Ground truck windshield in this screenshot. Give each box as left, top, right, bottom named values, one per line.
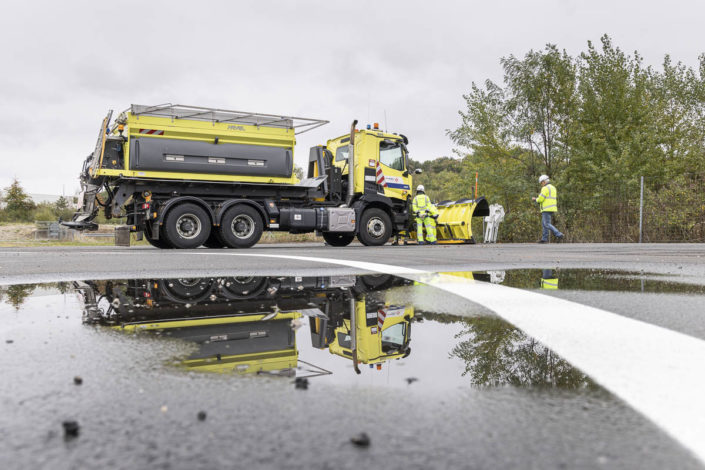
left=381, top=323, right=406, bottom=352
left=379, top=140, right=405, bottom=171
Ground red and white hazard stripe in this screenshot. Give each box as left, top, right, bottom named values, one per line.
left=139, top=129, right=165, bottom=136
left=377, top=308, right=387, bottom=330
left=375, top=161, right=387, bottom=187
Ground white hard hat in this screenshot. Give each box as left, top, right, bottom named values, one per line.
left=538, top=175, right=550, bottom=184
left=417, top=184, right=425, bottom=192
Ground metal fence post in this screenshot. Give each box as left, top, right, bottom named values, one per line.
left=639, top=176, right=644, bottom=243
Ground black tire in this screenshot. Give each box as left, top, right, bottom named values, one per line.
left=202, top=231, right=225, bottom=249
left=163, top=203, right=211, bottom=249
left=144, top=225, right=173, bottom=249
left=222, top=276, right=268, bottom=299
left=219, top=204, right=264, bottom=248
left=145, top=236, right=172, bottom=249
left=160, top=278, right=213, bottom=303
left=322, top=232, right=355, bottom=247
left=359, top=274, right=393, bottom=290
left=357, top=208, right=392, bottom=246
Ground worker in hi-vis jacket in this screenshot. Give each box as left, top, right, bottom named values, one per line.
left=412, top=185, right=438, bottom=245
left=532, top=175, right=564, bottom=243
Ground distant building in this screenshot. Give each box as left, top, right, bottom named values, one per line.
left=30, top=194, right=65, bottom=205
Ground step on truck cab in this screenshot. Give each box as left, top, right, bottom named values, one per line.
left=63, top=104, right=421, bottom=248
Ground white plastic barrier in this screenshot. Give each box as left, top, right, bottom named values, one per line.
left=483, top=204, right=505, bottom=243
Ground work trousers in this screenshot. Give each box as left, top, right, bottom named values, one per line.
left=541, top=212, right=563, bottom=241
left=416, top=217, right=437, bottom=243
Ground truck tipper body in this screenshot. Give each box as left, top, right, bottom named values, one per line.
left=64, top=104, right=489, bottom=248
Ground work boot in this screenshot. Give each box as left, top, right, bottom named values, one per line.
left=429, top=241, right=437, bottom=245
left=537, top=240, right=547, bottom=244
left=418, top=241, right=425, bottom=245
left=556, top=234, right=565, bottom=242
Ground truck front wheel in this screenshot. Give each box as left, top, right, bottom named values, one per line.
left=219, top=204, right=263, bottom=248
left=322, top=232, right=355, bottom=247
left=163, top=203, right=212, bottom=249
left=357, top=208, right=392, bottom=246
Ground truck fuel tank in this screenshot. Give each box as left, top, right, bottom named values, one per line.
left=278, top=207, right=355, bottom=232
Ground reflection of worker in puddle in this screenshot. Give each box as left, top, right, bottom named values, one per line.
left=540, top=269, right=559, bottom=289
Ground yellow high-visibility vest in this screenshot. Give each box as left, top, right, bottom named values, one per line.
left=537, top=184, right=558, bottom=212
left=412, top=194, right=432, bottom=214
left=541, top=278, right=559, bottom=289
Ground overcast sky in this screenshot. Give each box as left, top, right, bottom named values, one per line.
left=1, top=0, right=703, bottom=195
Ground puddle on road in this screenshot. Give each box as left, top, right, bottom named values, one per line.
left=2, top=269, right=704, bottom=390
left=497, top=268, right=705, bottom=293
left=3, top=269, right=704, bottom=469
left=0, top=272, right=603, bottom=390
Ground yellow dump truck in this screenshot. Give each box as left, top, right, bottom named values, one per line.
left=64, top=104, right=489, bottom=248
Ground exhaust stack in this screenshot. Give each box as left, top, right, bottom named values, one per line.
left=345, top=120, right=357, bottom=206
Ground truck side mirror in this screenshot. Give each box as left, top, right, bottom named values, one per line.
left=402, top=170, right=409, bottom=177
left=414, top=169, right=423, bottom=175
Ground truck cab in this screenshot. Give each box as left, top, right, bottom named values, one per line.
left=309, top=292, right=414, bottom=370
left=326, top=125, right=412, bottom=204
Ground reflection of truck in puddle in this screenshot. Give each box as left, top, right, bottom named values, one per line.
left=310, top=300, right=412, bottom=373
left=74, top=274, right=414, bottom=376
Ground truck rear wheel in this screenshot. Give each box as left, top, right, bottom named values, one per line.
left=145, top=225, right=173, bottom=249
left=202, top=232, right=225, bottom=248
left=219, top=204, right=263, bottom=248
left=163, top=203, right=211, bottom=249
left=357, top=208, right=392, bottom=246
left=322, top=232, right=355, bottom=247
left=146, top=236, right=172, bottom=249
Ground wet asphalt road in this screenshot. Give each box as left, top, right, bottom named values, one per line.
left=2, top=242, right=705, bottom=283
left=2, top=243, right=705, bottom=469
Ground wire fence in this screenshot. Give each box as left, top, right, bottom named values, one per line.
left=559, top=175, right=705, bottom=243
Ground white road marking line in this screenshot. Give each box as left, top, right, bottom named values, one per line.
left=196, top=253, right=426, bottom=275
left=197, top=252, right=705, bottom=464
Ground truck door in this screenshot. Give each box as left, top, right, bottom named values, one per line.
left=377, top=139, right=410, bottom=201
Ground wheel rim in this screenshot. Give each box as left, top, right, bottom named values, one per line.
left=231, top=214, right=255, bottom=239
left=176, top=214, right=202, bottom=239
left=366, top=217, right=386, bottom=238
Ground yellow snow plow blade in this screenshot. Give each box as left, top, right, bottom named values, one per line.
left=432, top=196, right=490, bottom=244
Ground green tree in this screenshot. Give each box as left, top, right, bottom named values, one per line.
left=53, top=196, right=74, bottom=220
left=448, top=44, right=578, bottom=241
left=450, top=315, right=593, bottom=388
left=55, top=195, right=69, bottom=212
left=1, top=179, right=36, bottom=222
left=501, top=44, right=578, bottom=177
left=445, top=35, right=704, bottom=242
left=3, top=284, right=36, bottom=310
left=566, top=36, right=655, bottom=194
